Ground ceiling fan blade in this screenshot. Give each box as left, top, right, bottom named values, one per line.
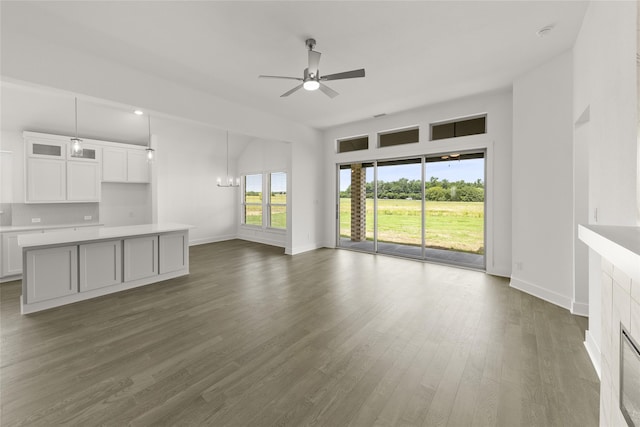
left=320, top=68, right=365, bottom=81
left=280, top=84, right=304, bottom=97
left=318, top=83, right=339, bottom=98
left=259, top=75, right=303, bottom=81
left=308, top=50, right=321, bottom=76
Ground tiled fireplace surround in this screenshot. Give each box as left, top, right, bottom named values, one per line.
left=600, top=257, right=640, bottom=426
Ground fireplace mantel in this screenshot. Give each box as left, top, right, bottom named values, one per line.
left=579, top=224, right=640, bottom=426
left=579, top=225, right=640, bottom=280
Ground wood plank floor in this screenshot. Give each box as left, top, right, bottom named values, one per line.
left=1, top=240, right=599, bottom=426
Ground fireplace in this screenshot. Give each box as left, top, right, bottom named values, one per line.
left=621, top=326, right=640, bottom=427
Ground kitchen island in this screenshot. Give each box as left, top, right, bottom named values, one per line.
left=18, top=223, right=192, bottom=314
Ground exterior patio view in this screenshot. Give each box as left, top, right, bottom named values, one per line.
left=338, top=153, right=485, bottom=269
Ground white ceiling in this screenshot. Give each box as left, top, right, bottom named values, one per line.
left=1, top=1, right=588, bottom=130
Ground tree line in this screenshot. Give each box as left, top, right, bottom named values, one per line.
left=340, top=177, right=484, bottom=202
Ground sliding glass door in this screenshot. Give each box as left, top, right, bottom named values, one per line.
left=376, top=158, right=423, bottom=259
left=337, top=152, right=485, bottom=270
left=424, top=153, right=485, bottom=268
left=338, top=163, right=374, bottom=252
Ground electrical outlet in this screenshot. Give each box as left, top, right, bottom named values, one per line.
left=84, top=215, right=92, bottom=220
left=31, top=218, right=41, bottom=223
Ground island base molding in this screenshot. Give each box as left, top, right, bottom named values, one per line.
left=21, top=268, right=188, bottom=314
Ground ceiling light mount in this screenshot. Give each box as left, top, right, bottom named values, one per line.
left=536, top=25, right=555, bottom=38
left=305, top=38, right=316, bottom=51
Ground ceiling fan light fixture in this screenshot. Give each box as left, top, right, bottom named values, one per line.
left=303, top=80, right=320, bottom=91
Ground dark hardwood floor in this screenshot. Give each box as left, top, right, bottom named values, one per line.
left=1, top=240, right=599, bottom=426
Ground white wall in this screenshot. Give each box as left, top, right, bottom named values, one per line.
left=512, top=50, right=574, bottom=310
left=155, top=119, right=239, bottom=245
left=322, top=89, right=513, bottom=277
left=100, top=183, right=151, bottom=226
left=237, top=138, right=290, bottom=248
left=290, top=140, right=324, bottom=255
left=574, top=1, right=638, bottom=228
left=1, top=131, right=26, bottom=203
left=573, top=0, right=639, bottom=377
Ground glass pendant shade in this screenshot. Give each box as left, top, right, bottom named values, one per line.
left=70, top=97, right=83, bottom=157
left=146, top=115, right=155, bottom=162
left=217, top=131, right=239, bottom=187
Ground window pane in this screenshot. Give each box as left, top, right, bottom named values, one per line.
left=431, top=122, right=455, bottom=140
left=270, top=205, right=286, bottom=229
left=270, top=172, right=287, bottom=204
left=378, top=127, right=419, bottom=148
left=244, top=174, right=262, bottom=203
left=455, top=117, right=486, bottom=137
left=337, top=136, right=368, bottom=153
left=245, top=205, right=262, bottom=226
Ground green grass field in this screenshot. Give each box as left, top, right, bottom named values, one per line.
left=340, top=198, right=484, bottom=254
left=245, top=194, right=286, bottom=229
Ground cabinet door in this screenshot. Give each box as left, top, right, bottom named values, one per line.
left=80, top=240, right=122, bottom=291
left=27, top=139, right=67, bottom=160
left=102, top=148, right=128, bottom=182
left=127, top=150, right=150, bottom=183
left=1, top=152, right=13, bottom=203
left=26, top=158, right=66, bottom=202
left=67, top=161, right=100, bottom=202
left=1, top=230, right=41, bottom=276
left=25, top=245, right=78, bottom=303
left=159, top=232, right=188, bottom=274
left=124, top=235, right=158, bottom=281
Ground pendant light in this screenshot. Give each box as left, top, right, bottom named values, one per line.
left=217, top=131, right=239, bottom=187
left=70, top=97, right=83, bottom=157
left=146, top=115, right=155, bottom=162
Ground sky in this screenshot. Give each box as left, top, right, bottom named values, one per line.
left=339, top=158, right=485, bottom=191
left=245, top=171, right=287, bottom=193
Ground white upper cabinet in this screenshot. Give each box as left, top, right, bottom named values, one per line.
left=25, top=134, right=101, bottom=203
left=102, top=148, right=128, bottom=182
left=67, top=161, right=100, bottom=201
left=27, top=158, right=67, bottom=202
left=127, top=150, right=150, bottom=183
left=24, top=132, right=151, bottom=203
left=103, top=147, right=149, bottom=183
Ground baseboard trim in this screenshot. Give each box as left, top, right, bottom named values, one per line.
left=189, top=234, right=236, bottom=246
left=584, top=330, right=601, bottom=379
left=571, top=300, right=589, bottom=317
left=237, top=235, right=286, bottom=248
left=509, top=276, right=572, bottom=310
left=286, top=243, right=323, bottom=255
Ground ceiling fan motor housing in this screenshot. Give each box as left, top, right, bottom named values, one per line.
left=305, top=38, right=316, bottom=50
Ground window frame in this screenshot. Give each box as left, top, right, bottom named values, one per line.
left=267, top=171, right=287, bottom=230
left=242, top=173, right=264, bottom=228
left=241, top=171, right=287, bottom=231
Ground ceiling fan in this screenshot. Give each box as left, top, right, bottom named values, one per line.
left=259, top=38, right=365, bottom=98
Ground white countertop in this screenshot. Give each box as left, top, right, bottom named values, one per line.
left=18, top=223, right=192, bottom=248
left=0, top=223, right=103, bottom=233
left=578, top=224, right=640, bottom=280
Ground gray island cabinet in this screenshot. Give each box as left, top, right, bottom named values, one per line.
left=18, top=223, right=191, bottom=314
